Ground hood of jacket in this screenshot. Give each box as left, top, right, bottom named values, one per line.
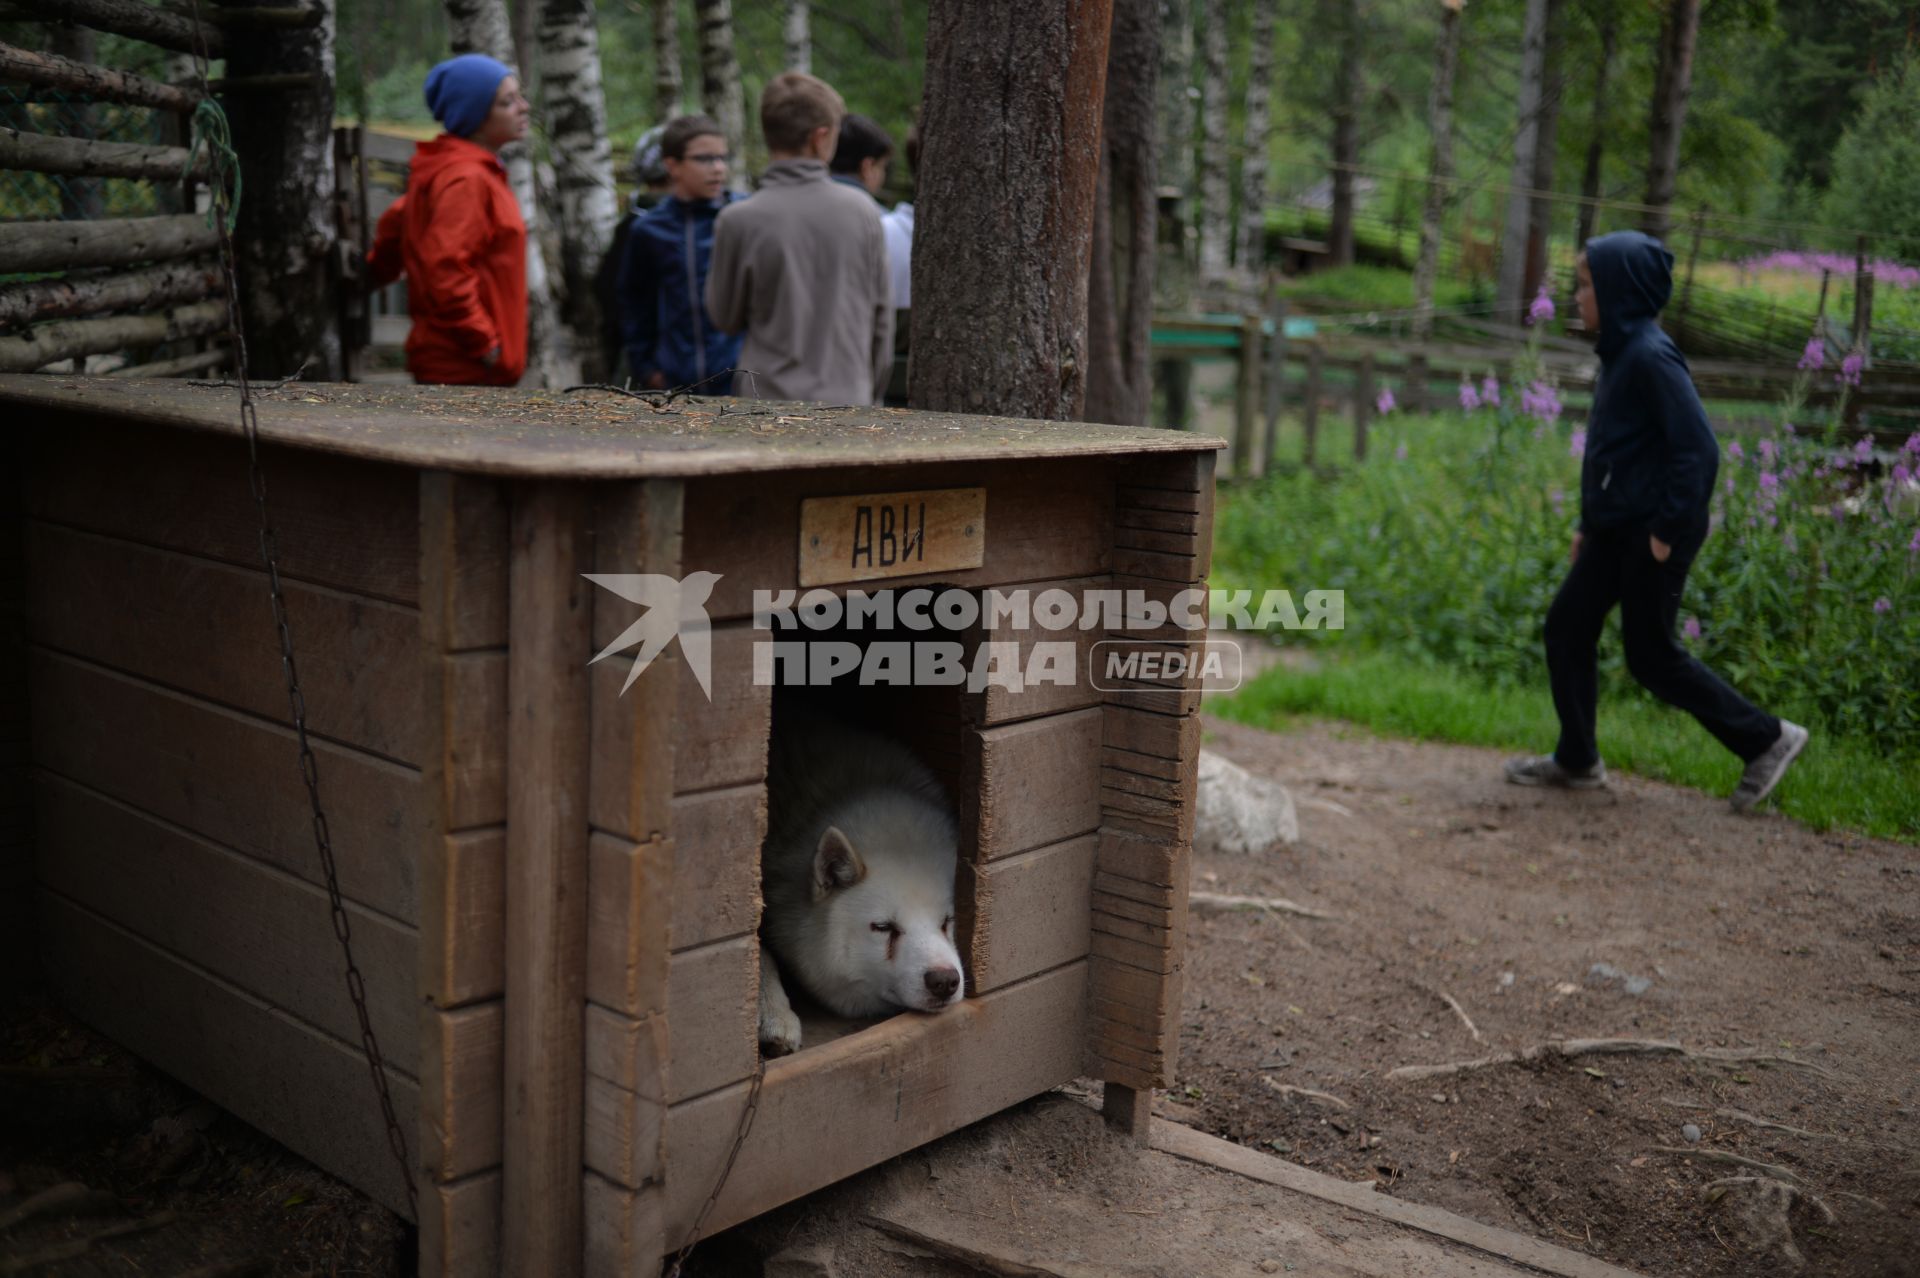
left=408, top=134, right=509, bottom=199
left=1586, top=229, right=1673, bottom=361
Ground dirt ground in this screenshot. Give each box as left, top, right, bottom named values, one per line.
left=1176, top=716, right=1920, bottom=1278
left=4, top=716, right=1916, bottom=1276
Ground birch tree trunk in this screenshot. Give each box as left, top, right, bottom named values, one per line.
left=1523, top=0, right=1564, bottom=305
left=227, top=0, right=341, bottom=378
left=785, top=0, right=811, bottom=73
left=1087, top=0, right=1161, bottom=426
left=1575, top=0, right=1618, bottom=252
left=538, top=0, right=619, bottom=381
left=1411, top=0, right=1461, bottom=342
left=1327, top=0, right=1364, bottom=267
left=652, top=0, right=682, bottom=120
left=1236, top=0, right=1276, bottom=285
left=445, top=0, right=575, bottom=386
left=1643, top=0, right=1701, bottom=241
left=1495, top=0, right=1548, bottom=323
left=911, top=0, right=1114, bottom=420
left=1156, top=0, right=1194, bottom=308
left=694, top=0, right=746, bottom=173
left=1194, top=0, right=1230, bottom=289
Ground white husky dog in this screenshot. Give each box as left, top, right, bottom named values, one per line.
left=757, top=712, right=965, bottom=1055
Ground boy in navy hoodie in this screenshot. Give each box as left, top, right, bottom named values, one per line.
left=617, top=114, right=744, bottom=391
left=1505, top=231, right=1808, bottom=811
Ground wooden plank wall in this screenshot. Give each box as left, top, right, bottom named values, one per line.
left=24, top=423, right=496, bottom=1219
left=1091, top=450, right=1215, bottom=1133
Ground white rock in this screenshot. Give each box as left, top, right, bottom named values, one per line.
left=1194, top=750, right=1299, bottom=855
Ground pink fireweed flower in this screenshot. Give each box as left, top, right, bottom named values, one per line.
left=1855, top=437, right=1874, bottom=462
left=1527, top=287, right=1556, bottom=326
left=1521, top=380, right=1562, bottom=425
left=1874, top=596, right=1893, bottom=614
left=1724, top=476, right=1736, bottom=495
left=1909, top=528, right=1920, bottom=554
left=1726, top=440, right=1744, bottom=462
left=1683, top=616, right=1702, bottom=641
left=1458, top=378, right=1481, bottom=411
left=1759, top=438, right=1778, bottom=464
left=1905, top=432, right=1920, bottom=455
left=1377, top=387, right=1397, bottom=415
left=1798, top=336, right=1825, bottom=371
left=1568, top=428, right=1586, bottom=459
left=1894, top=462, right=1914, bottom=487
left=1759, top=471, right=1779, bottom=492
left=1480, top=375, right=1501, bottom=407
left=1838, top=352, right=1865, bottom=386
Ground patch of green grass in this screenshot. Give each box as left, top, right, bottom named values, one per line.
left=1271, top=263, right=1481, bottom=314
left=1212, top=652, right=1920, bottom=841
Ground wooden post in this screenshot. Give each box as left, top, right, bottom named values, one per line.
left=1853, top=235, right=1873, bottom=364
left=1353, top=352, right=1373, bottom=462
left=1233, top=313, right=1261, bottom=477
left=1674, top=208, right=1705, bottom=342
left=1262, top=292, right=1288, bottom=467
left=1405, top=352, right=1429, bottom=415
left=504, top=482, right=593, bottom=1277
left=1302, top=344, right=1323, bottom=466
left=1103, top=1082, right=1154, bottom=1146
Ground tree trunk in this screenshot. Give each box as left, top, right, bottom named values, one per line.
left=1194, top=0, right=1230, bottom=288
left=785, top=0, right=811, bottom=73
left=694, top=0, right=746, bottom=173
left=446, top=0, right=575, bottom=386
left=1574, top=0, right=1616, bottom=252
left=1643, top=0, right=1701, bottom=241
left=226, top=0, right=341, bottom=378
left=1087, top=0, right=1161, bottom=426
left=1523, top=0, right=1564, bottom=304
left=538, top=0, right=618, bottom=382
left=1155, top=0, right=1193, bottom=311
left=1236, top=0, right=1276, bottom=285
left=1327, top=0, right=1364, bottom=267
left=911, top=0, right=1114, bottom=420
left=1495, top=0, right=1548, bottom=323
left=652, top=0, right=682, bottom=120
left=1411, top=0, right=1461, bottom=342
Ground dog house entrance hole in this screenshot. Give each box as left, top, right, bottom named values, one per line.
left=760, top=586, right=977, bottom=1054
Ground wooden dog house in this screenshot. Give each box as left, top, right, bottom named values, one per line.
left=1, top=376, right=1218, bottom=1275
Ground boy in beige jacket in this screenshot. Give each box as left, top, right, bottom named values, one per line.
left=705, top=73, right=894, bottom=405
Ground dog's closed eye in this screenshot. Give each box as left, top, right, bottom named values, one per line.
left=871, top=920, right=901, bottom=961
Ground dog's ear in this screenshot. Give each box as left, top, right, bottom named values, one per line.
left=811, top=826, right=866, bottom=900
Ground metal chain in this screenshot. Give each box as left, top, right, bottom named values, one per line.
left=182, top=1, right=418, bottom=1220
left=664, top=1060, right=765, bottom=1278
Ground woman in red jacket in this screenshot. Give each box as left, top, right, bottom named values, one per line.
left=368, top=55, right=530, bottom=385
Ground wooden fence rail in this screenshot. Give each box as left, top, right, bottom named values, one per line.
left=0, top=260, right=224, bottom=329
left=0, top=41, right=204, bottom=112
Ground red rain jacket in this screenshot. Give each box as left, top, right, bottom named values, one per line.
left=368, top=135, right=527, bottom=386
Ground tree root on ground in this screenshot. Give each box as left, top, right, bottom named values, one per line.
left=1386, top=1037, right=1833, bottom=1083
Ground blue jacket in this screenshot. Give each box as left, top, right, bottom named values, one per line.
left=617, top=192, right=744, bottom=390
left=1579, top=230, right=1719, bottom=546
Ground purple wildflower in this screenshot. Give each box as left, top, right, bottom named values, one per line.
left=1527, top=287, right=1556, bottom=326
left=1458, top=378, right=1480, bottom=411
left=1682, top=616, right=1702, bottom=641
left=1521, top=380, right=1562, bottom=425
left=1724, top=476, right=1735, bottom=495
left=1759, top=438, right=1777, bottom=464
left=1568, top=428, right=1586, bottom=459
left=1798, top=337, right=1825, bottom=371
left=1549, top=487, right=1565, bottom=515
left=1838, top=352, right=1865, bottom=387
left=1394, top=442, right=1408, bottom=461
left=1855, top=437, right=1874, bottom=462
left=1905, top=432, right=1920, bottom=455
left=1376, top=387, right=1397, bottom=415
left=1480, top=375, right=1501, bottom=407
left=1873, top=596, right=1892, bottom=614
left=1726, top=440, right=1744, bottom=462
left=1759, top=471, right=1779, bottom=492
left=1910, top=528, right=1920, bottom=554
left=1894, top=462, right=1913, bottom=487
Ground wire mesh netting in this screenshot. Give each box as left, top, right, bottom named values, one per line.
left=0, top=85, right=178, bottom=222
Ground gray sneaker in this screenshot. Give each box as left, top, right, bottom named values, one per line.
left=1504, top=755, right=1608, bottom=789
left=1730, top=721, right=1809, bottom=812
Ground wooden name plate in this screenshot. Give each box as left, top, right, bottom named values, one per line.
left=798, top=487, right=986, bottom=587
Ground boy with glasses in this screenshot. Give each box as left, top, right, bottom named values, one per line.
left=706, top=73, right=894, bottom=405
left=616, top=114, right=743, bottom=392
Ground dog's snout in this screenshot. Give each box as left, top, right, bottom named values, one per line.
left=924, top=966, right=960, bottom=1000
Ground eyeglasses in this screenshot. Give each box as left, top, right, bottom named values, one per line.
left=683, top=152, right=731, bottom=167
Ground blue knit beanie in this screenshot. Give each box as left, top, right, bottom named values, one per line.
left=424, top=54, right=513, bottom=138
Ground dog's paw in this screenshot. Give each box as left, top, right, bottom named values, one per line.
left=758, top=1003, right=802, bottom=1057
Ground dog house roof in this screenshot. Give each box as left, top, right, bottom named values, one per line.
left=0, top=377, right=1222, bottom=478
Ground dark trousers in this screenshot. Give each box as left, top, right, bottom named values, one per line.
left=1545, top=525, right=1779, bottom=770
